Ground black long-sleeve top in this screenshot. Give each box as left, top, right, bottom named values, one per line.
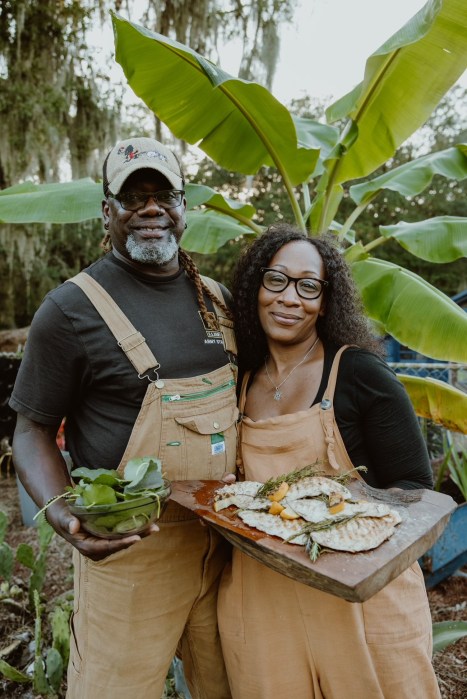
left=313, top=345, right=433, bottom=490
left=243, top=344, right=433, bottom=490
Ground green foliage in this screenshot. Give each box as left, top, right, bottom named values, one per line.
left=108, top=1, right=467, bottom=431
left=0, top=218, right=104, bottom=328
left=15, top=516, right=55, bottom=609
left=0, top=513, right=72, bottom=695
left=0, top=0, right=119, bottom=330
left=0, top=510, right=14, bottom=581
left=434, top=432, right=467, bottom=499
left=0, top=658, right=30, bottom=684
left=0, top=2, right=466, bottom=428
left=33, top=590, right=66, bottom=695
left=50, top=595, right=73, bottom=668
left=432, top=620, right=467, bottom=652
left=0, top=1, right=117, bottom=186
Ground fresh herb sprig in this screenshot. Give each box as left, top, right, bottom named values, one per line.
left=286, top=512, right=363, bottom=562
left=256, top=461, right=325, bottom=497
left=333, top=465, right=368, bottom=485
left=256, top=463, right=367, bottom=499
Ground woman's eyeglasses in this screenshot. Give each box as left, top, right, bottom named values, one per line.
left=260, top=268, right=328, bottom=300
left=114, top=190, right=184, bottom=211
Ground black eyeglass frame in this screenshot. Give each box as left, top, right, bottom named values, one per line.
left=112, top=189, right=185, bottom=211
left=260, top=267, right=329, bottom=300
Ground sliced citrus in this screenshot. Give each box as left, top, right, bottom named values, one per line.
left=280, top=506, right=300, bottom=520
left=268, top=502, right=285, bottom=515
left=328, top=501, right=345, bottom=515
left=268, top=481, right=290, bottom=502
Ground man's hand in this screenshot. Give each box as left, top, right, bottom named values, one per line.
left=46, top=499, right=159, bottom=561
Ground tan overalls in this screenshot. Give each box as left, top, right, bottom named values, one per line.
left=218, top=347, right=440, bottom=699
left=66, top=273, right=237, bottom=699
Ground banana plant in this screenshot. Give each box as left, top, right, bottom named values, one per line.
left=108, top=0, right=467, bottom=428
left=1, top=0, right=466, bottom=429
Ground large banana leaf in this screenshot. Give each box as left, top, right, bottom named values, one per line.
left=292, top=117, right=340, bottom=155
left=185, top=184, right=261, bottom=234
left=185, top=184, right=255, bottom=218
left=351, top=257, right=467, bottom=362
left=183, top=210, right=255, bottom=253
left=398, top=375, right=467, bottom=432
left=326, top=0, right=467, bottom=184
left=111, top=14, right=318, bottom=188
left=0, top=180, right=102, bottom=224
left=349, top=145, right=467, bottom=205
left=0, top=179, right=257, bottom=250
left=292, top=117, right=340, bottom=178
left=380, top=216, right=467, bottom=262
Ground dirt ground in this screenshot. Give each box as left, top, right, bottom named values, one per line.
left=1, top=474, right=466, bottom=699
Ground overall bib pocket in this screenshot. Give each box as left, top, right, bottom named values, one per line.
left=159, top=379, right=238, bottom=480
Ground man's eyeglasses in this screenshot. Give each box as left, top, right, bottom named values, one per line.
left=114, top=190, right=185, bottom=211
left=260, top=268, right=328, bottom=300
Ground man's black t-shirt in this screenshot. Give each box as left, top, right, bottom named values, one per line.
left=10, top=253, right=232, bottom=471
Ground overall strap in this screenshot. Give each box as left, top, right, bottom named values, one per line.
left=319, top=345, right=356, bottom=473
left=322, top=345, right=352, bottom=404
left=66, top=272, right=160, bottom=379
left=235, top=370, right=252, bottom=477
left=201, top=275, right=237, bottom=357
left=238, top=370, right=252, bottom=414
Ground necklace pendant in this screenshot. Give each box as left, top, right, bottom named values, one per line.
left=274, top=389, right=282, bottom=401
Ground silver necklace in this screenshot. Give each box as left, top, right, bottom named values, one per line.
left=264, top=336, right=320, bottom=401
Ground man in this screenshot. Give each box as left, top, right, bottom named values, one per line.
left=10, top=137, right=237, bottom=698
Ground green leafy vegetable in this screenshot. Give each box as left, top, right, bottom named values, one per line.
left=70, top=467, right=121, bottom=487
left=123, top=457, right=163, bottom=493
left=35, top=456, right=168, bottom=537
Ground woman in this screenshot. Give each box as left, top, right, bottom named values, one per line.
left=218, top=224, right=440, bottom=699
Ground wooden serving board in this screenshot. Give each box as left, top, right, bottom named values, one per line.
left=170, top=479, right=457, bottom=603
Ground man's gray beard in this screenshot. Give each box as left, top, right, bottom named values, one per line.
left=125, top=232, right=179, bottom=265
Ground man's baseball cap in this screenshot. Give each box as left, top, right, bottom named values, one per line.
left=103, top=137, right=184, bottom=195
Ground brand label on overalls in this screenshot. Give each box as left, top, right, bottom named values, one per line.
left=198, top=311, right=224, bottom=345
left=211, top=433, right=225, bottom=455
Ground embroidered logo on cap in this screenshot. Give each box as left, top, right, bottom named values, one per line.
left=117, top=144, right=169, bottom=164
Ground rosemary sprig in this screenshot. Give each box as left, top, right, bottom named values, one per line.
left=286, top=512, right=362, bottom=541
left=287, top=512, right=362, bottom=562
left=256, top=463, right=367, bottom=498
left=332, top=465, right=368, bottom=485
left=305, top=541, right=335, bottom=562
left=256, top=460, right=325, bottom=497
left=306, top=540, right=321, bottom=562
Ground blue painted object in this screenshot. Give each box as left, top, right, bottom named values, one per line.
left=420, top=503, right=467, bottom=588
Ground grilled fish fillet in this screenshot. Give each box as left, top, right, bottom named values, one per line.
left=311, top=515, right=399, bottom=552
left=288, top=498, right=402, bottom=524
left=286, top=476, right=352, bottom=501
left=213, top=494, right=271, bottom=512
left=215, top=481, right=263, bottom=498
left=238, top=510, right=308, bottom=546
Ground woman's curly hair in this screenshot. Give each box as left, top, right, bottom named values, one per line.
left=233, top=223, right=383, bottom=372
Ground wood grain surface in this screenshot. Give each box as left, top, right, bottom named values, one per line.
left=170, top=479, right=457, bottom=602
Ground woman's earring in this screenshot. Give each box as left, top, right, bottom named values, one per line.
left=104, top=222, right=109, bottom=230
left=184, top=222, right=188, bottom=230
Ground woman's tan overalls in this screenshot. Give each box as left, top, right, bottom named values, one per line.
left=66, top=273, right=237, bottom=699
left=218, top=346, right=440, bottom=699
